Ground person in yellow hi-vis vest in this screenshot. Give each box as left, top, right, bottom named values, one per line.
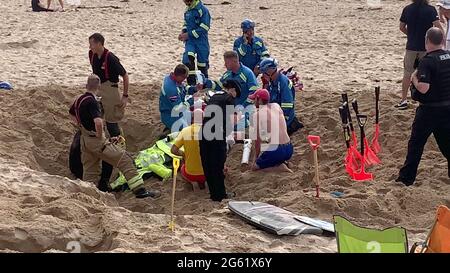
left=69, top=74, right=161, bottom=199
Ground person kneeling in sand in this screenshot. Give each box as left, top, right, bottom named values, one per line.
left=69, top=74, right=160, bottom=199
left=249, top=89, right=294, bottom=173
left=171, top=109, right=206, bottom=190
left=31, top=0, right=53, bottom=12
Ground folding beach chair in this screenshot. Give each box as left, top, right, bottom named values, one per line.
left=333, top=216, right=408, bottom=253
left=410, top=205, right=450, bottom=253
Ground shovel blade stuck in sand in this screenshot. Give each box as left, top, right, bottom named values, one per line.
left=353, top=115, right=373, bottom=182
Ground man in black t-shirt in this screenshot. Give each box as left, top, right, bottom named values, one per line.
left=70, top=74, right=160, bottom=199
left=397, top=0, right=442, bottom=110
left=397, top=27, right=450, bottom=186
left=88, top=33, right=129, bottom=186
left=199, top=79, right=241, bottom=202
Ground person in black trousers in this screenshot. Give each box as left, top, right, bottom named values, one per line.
left=200, top=79, right=241, bottom=202
left=397, top=27, right=450, bottom=186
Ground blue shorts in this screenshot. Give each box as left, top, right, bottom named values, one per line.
left=256, top=143, right=294, bottom=169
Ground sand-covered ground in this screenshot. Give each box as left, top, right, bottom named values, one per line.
left=0, top=0, right=449, bottom=252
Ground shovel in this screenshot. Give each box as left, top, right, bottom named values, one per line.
left=308, top=135, right=321, bottom=198
left=342, top=102, right=361, bottom=169
left=339, top=106, right=358, bottom=178
left=353, top=115, right=373, bottom=181
left=169, top=158, right=180, bottom=232
left=371, top=86, right=381, bottom=154
left=342, top=93, right=358, bottom=148
left=351, top=99, right=380, bottom=166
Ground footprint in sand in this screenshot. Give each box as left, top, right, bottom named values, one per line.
left=376, top=188, right=391, bottom=195
left=0, top=39, right=39, bottom=49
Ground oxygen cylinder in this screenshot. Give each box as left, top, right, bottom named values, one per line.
left=241, top=139, right=252, bottom=165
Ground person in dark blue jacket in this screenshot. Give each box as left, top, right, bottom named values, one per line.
left=179, top=0, right=211, bottom=86
left=233, top=19, right=270, bottom=76
left=259, top=58, right=303, bottom=135
left=159, top=64, right=202, bottom=132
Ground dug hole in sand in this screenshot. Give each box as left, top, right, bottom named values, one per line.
left=0, top=0, right=449, bottom=252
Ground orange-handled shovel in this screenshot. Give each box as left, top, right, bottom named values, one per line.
left=169, top=158, right=180, bottom=232
left=308, top=135, right=321, bottom=198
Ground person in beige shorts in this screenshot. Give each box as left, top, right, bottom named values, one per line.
left=398, top=0, right=442, bottom=110
left=88, top=33, right=130, bottom=187
left=69, top=75, right=160, bottom=199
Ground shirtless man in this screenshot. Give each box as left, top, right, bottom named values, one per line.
left=249, top=89, right=293, bottom=173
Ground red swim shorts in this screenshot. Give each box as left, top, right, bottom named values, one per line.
left=181, top=164, right=206, bottom=184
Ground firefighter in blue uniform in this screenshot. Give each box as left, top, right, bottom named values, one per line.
left=233, top=19, right=270, bottom=76
left=179, top=0, right=211, bottom=86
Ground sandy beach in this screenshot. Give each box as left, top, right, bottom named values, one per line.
left=0, top=0, right=449, bottom=252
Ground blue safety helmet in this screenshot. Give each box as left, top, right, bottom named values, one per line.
left=241, top=19, right=255, bottom=31
left=0, top=81, right=13, bottom=90
left=259, top=58, right=278, bottom=74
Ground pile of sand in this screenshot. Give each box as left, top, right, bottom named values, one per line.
left=0, top=0, right=449, bottom=252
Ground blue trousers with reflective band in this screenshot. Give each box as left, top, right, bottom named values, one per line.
left=182, top=40, right=210, bottom=70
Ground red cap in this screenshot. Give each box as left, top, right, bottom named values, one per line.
left=248, top=88, right=270, bottom=102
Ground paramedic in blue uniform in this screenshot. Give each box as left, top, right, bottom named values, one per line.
left=233, top=19, right=270, bottom=76
left=397, top=27, right=450, bottom=186
left=259, top=58, right=303, bottom=135
left=203, top=51, right=258, bottom=132
left=179, top=0, right=211, bottom=85
left=159, top=64, right=202, bottom=132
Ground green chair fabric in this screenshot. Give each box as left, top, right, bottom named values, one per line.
left=333, top=216, right=408, bottom=253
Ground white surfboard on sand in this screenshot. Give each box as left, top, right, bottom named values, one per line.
left=294, top=216, right=335, bottom=233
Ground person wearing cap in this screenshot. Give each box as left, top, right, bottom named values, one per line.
left=397, top=0, right=443, bottom=110
left=159, top=64, right=203, bottom=133
left=69, top=75, right=161, bottom=199
left=199, top=79, right=241, bottom=202
left=179, top=0, right=211, bottom=86
left=233, top=19, right=270, bottom=76
left=249, top=89, right=293, bottom=173
left=171, top=109, right=206, bottom=190
left=396, top=27, right=450, bottom=186
left=259, top=58, right=303, bottom=135
left=437, top=0, right=450, bottom=49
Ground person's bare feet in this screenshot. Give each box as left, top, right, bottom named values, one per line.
left=284, top=161, right=293, bottom=169
left=280, top=163, right=293, bottom=173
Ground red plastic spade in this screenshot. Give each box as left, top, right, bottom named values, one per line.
left=371, top=86, right=381, bottom=154
left=351, top=99, right=380, bottom=166
left=353, top=115, right=373, bottom=182
left=308, top=135, right=321, bottom=198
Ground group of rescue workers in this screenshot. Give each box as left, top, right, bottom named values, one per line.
left=71, top=0, right=303, bottom=202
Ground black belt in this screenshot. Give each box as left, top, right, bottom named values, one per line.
left=419, top=100, right=450, bottom=107
left=101, top=82, right=119, bottom=87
